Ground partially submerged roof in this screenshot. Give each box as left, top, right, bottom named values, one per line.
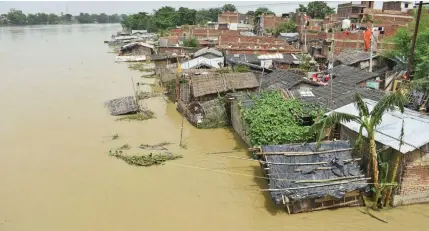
left=292, top=81, right=385, bottom=110
left=336, top=50, right=377, bottom=66
left=194, top=47, right=223, bottom=58
left=261, top=70, right=322, bottom=90
left=333, top=65, right=380, bottom=86
left=261, top=141, right=368, bottom=204
left=191, top=72, right=259, bottom=97
left=121, top=42, right=154, bottom=50
left=105, top=96, right=138, bottom=116
left=331, top=99, right=429, bottom=154
left=181, top=57, right=224, bottom=69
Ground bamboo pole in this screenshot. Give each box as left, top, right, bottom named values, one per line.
left=384, top=151, right=401, bottom=207
left=260, top=178, right=370, bottom=191
left=311, top=199, right=359, bottom=212
left=294, top=175, right=366, bottom=183
left=256, top=148, right=353, bottom=156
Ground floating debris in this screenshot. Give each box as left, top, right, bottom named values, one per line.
left=139, top=142, right=172, bottom=150
left=109, top=151, right=182, bottom=167
left=118, top=143, right=131, bottom=150
left=105, top=96, right=139, bottom=116
left=112, top=134, right=119, bottom=140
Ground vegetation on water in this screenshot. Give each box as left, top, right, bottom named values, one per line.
left=128, top=63, right=154, bottom=72
left=312, top=92, right=408, bottom=209
left=109, top=150, right=183, bottom=167
left=139, top=142, right=172, bottom=150
left=116, top=111, right=155, bottom=121
left=117, top=143, right=131, bottom=150
left=242, top=91, right=324, bottom=146
left=0, top=8, right=124, bottom=25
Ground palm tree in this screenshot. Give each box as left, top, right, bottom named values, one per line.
left=312, top=92, right=408, bottom=208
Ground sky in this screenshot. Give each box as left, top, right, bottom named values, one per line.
left=0, top=1, right=384, bottom=15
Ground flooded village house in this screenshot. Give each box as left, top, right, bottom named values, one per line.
left=332, top=99, right=429, bottom=206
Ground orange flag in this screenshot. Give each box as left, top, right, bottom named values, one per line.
left=364, top=28, right=371, bottom=51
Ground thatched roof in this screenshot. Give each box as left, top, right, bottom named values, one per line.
left=105, top=96, right=138, bottom=116
left=261, top=141, right=368, bottom=205
left=191, top=72, right=259, bottom=97
left=261, top=70, right=322, bottom=90
left=333, top=65, right=380, bottom=86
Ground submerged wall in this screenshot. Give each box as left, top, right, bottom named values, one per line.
left=394, top=150, right=429, bottom=206
left=231, top=100, right=252, bottom=147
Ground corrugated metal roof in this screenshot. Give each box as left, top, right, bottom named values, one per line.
left=181, top=57, right=224, bottom=69
left=330, top=99, right=429, bottom=154
left=280, top=32, right=299, bottom=37
left=258, top=54, right=284, bottom=60
left=194, top=48, right=223, bottom=58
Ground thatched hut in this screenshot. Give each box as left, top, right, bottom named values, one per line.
left=257, top=140, right=368, bottom=214
left=105, top=96, right=138, bottom=116
left=120, top=42, right=154, bottom=56
left=230, top=92, right=255, bottom=146
left=177, top=98, right=228, bottom=128
left=177, top=72, right=259, bottom=128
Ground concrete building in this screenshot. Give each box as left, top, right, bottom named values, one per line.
left=382, top=1, right=414, bottom=12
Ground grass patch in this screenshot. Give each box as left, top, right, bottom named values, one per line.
left=109, top=151, right=183, bottom=167
left=116, top=111, right=155, bottom=121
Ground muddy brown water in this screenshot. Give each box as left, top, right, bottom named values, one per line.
left=0, top=24, right=427, bottom=231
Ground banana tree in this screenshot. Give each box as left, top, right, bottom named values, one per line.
left=312, top=92, right=408, bottom=208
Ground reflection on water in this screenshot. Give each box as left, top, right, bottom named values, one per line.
left=0, top=24, right=428, bottom=231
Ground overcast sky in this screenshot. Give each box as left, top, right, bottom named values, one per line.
left=0, top=1, right=384, bottom=15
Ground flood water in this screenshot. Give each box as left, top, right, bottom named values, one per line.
left=0, top=24, right=428, bottom=231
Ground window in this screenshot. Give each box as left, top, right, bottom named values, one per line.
left=404, top=3, right=409, bottom=8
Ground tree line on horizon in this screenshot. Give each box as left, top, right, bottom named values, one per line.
left=120, top=2, right=334, bottom=33
left=0, top=8, right=127, bottom=26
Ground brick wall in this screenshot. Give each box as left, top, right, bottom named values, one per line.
left=218, top=12, right=239, bottom=24
left=262, top=15, right=290, bottom=30
left=171, top=29, right=183, bottom=36
left=218, top=35, right=287, bottom=46
left=393, top=150, right=429, bottom=206
left=224, top=48, right=299, bottom=55
left=191, top=29, right=239, bottom=38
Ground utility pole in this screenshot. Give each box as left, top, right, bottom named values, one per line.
left=407, top=1, right=423, bottom=80
left=369, top=22, right=373, bottom=72
left=329, top=30, right=335, bottom=108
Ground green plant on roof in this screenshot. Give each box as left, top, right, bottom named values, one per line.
left=242, top=91, right=323, bottom=146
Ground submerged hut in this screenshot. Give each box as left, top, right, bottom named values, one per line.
left=105, top=96, right=138, bottom=116
left=177, top=72, right=259, bottom=128
left=258, top=141, right=368, bottom=214
left=120, top=42, right=155, bottom=56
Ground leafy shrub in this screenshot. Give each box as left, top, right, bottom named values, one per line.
left=242, top=91, right=323, bottom=146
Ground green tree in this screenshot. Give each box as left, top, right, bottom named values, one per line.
left=299, top=1, right=335, bottom=19
left=76, top=13, right=94, bottom=24
left=62, top=14, right=73, bottom=22
left=153, top=6, right=177, bottom=30
left=246, top=11, right=255, bottom=16
left=312, top=92, right=408, bottom=208
left=273, top=21, right=297, bottom=36
left=108, top=14, right=120, bottom=23
left=47, top=13, right=59, bottom=24
left=183, top=37, right=198, bottom=47
left=221, top=4, right=236, bottom=12
left=387, top=8, right=429, bottom=84
left=7, top=9, right=27, bottom=25
left=176, top=7, right=196, bottom=26
left=96, top=13, right=109, bottom=23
